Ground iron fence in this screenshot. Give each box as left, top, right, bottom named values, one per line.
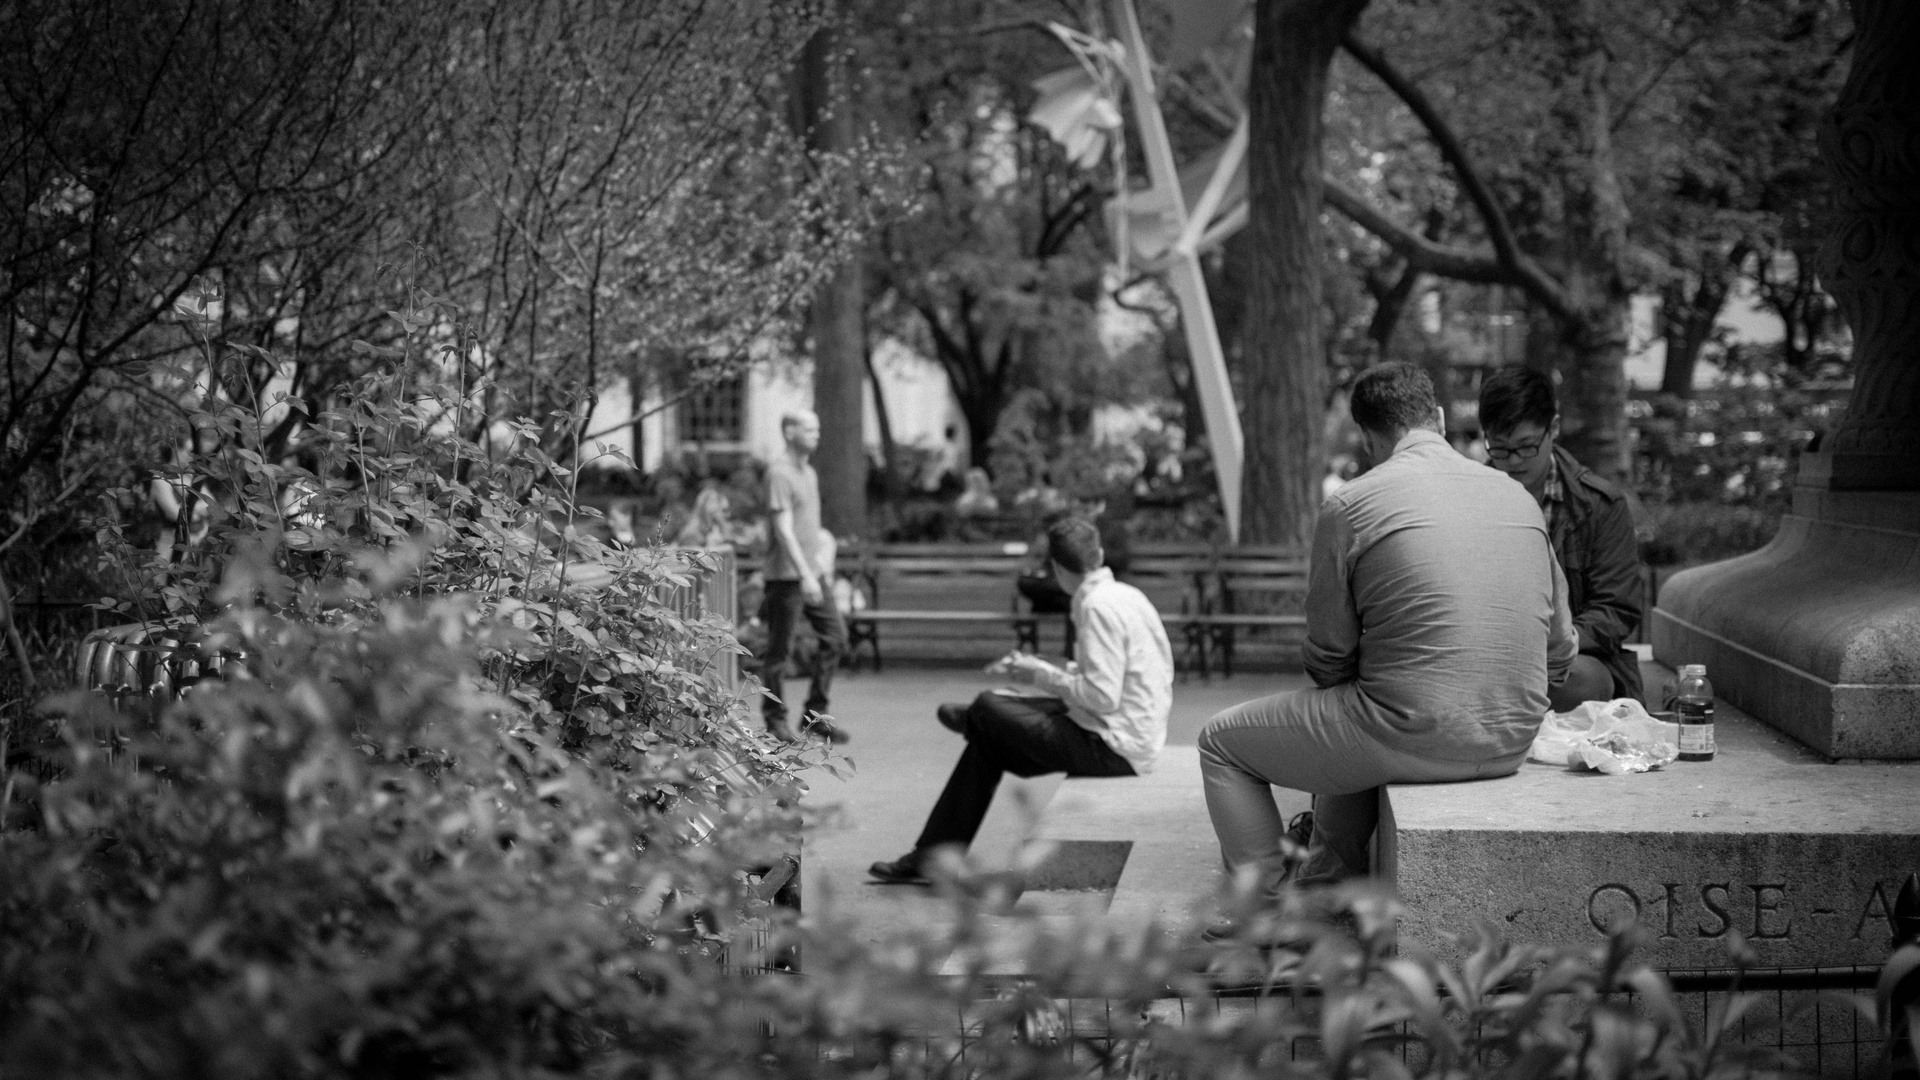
left=719, top=958, right=1894, bottom=1079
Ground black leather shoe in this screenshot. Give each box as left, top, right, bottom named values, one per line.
left=868, top=852, right=929, bottom=885
left=936, top=702, right=970, bottom=734
left=765, top=718, right=798, bottom=743
left=801, top=713, right=851, bottom=744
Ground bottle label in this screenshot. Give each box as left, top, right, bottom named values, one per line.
left=1677, top=700, right=1713, bottom=723
left=1678, top=722, right=1716, bottom=755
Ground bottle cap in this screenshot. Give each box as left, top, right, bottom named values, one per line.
left=1680, top=663, right=1706, bottom=677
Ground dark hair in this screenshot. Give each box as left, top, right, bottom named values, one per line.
left=1349, top=362, right=1439, bottom=435
left=1478, top=367, right=1557, bottom=435
left=1045, top=517, right=1104, bottom=575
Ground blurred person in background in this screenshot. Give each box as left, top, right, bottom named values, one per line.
left=758, top=410, right=849, bottom=744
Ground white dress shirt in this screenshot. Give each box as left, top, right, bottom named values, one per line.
left=1032, top=566, right=1174, bottom=773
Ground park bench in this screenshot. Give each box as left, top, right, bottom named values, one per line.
left=1195, top=546, right=1309, bottom=677
left=837, top=542, right=1063, bottom=671
left=731, top=545, right=1051, bottom=671
left=1126, top=542, right=1308, bottom=677
left=786, top=540, right=1310, bottom=677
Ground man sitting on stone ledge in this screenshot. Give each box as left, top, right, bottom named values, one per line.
left=1198, top=362, right=1576, bottom=896
left=868, top=517, right=1173, bottom=885
left=1479, top=367, right=1645, bottom=709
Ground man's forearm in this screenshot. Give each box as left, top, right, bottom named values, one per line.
left=1302, top=643, right=1357, bottom=688
left=1036, top=659, right=1121, bottom=717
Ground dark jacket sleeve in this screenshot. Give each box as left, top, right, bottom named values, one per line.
left=1572, top=485, right=1644, bottom=656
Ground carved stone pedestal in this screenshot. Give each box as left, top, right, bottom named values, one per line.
left=1653, top=0, right=1920, bottom=759
left=1652, top=481, right=1920, bottom=759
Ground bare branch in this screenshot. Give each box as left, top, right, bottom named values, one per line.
left=1323, top=176, right=1508, bottom=284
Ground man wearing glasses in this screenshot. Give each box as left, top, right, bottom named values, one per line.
left=1478, top=367, right=1645, bottom=710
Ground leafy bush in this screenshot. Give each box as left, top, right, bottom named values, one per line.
left=1638, top=501, right=1782, bottom=567
left=1, top=302, right=826, bottom=1074
left=1630, top=378, right=1844, bottom=515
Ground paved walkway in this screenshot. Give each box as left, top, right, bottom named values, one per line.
left=794, top=668, right=1312, bottom=954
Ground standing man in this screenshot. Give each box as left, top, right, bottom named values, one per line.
left=1198, top=363, right=1575, bottom=894
left=1478, top=367, right=1645, bottom=709
left=868, top=518, right=1172, bottom=884
left=760, top=410, right=849, bottom=744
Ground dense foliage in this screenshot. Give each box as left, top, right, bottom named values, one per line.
left=0, top=306, right=819, bottom=1073
left=0, top=0, right=904, bottom=639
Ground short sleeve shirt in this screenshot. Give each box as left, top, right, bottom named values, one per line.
left=764, top=457, right=825, bottom=581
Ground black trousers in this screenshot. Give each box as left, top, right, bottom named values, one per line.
left=759, top=579, right=846, bottom=724
left=915, top=690, right=1135, bottom=851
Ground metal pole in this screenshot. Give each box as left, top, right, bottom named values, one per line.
left=1111, top=0, right=1246, bottom=543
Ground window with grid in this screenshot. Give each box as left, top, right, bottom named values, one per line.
left=679, top=374, right=744, bottom=444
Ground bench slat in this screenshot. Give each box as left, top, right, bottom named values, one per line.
left=849, top=610, right=1041, bottom=622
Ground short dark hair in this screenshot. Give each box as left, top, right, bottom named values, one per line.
left=1477, top=367, right=1557, bottom=435
left=1046, top=517, right=1103, bottom=575
left=1349, top=362, right=1439, bottom=435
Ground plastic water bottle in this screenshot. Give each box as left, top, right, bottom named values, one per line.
left=1675, top=664, right=1716, bottom=761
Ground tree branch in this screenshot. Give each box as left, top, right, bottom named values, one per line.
left=1339, top=34, right=1578, bottom=322
left=1323, top=176, right=1508, bottom=284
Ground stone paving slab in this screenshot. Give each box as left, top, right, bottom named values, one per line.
left=796, top=669, right=1310, bottom=957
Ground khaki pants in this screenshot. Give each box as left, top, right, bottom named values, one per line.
left=1198, top=683, right=1524, bottom=886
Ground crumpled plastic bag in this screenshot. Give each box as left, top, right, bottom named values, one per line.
left=1529, top=698, right=1680, bottom=775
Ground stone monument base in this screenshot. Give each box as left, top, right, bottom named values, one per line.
left=1382, top=667, right=1920, bottom=972
left=1651, top=482, right=1920, bottom=760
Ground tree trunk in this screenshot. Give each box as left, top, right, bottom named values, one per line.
left=1659, top=254, right=1738, bottom=398
left=1241, top=0, right=1370, bottom=549
left=1523, top=269, right=1632, bottom=482
left=1659, top=283, right=1721, bottom=399
left=811, top=264, right=868, bottom=534
left=1367, top=263, right=1422, bottom=360
left=962, top=387, right=1005, bottom=471
left=1556, top=287, right=1633, bottom=480
left=1555, top=36, right=1634, bottom=482
left=794, top=20, right=868, bottom=535
left=1515, top=16, right=1631, bottom=482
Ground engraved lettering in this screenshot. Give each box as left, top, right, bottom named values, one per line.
left=1749, top=884, right=1791, bottom=939
left=1698, top=883, right=1731, bottom=938
left=1854, top=881, right=1895, bottom=941
left=1658, top=883, right=1681, bottom=939
left=1588, top=884, right=1642, bottom=934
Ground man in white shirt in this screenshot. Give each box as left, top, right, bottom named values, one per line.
left=869, top=518, right=1173, bottom=885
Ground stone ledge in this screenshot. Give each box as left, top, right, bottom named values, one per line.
left=1384, top=682, right=1920, bottom=969
left=1033, top=745, right=1258, bottom=934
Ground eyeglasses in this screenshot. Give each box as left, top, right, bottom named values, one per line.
left=1485, top=437, right=1546, bottom=462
